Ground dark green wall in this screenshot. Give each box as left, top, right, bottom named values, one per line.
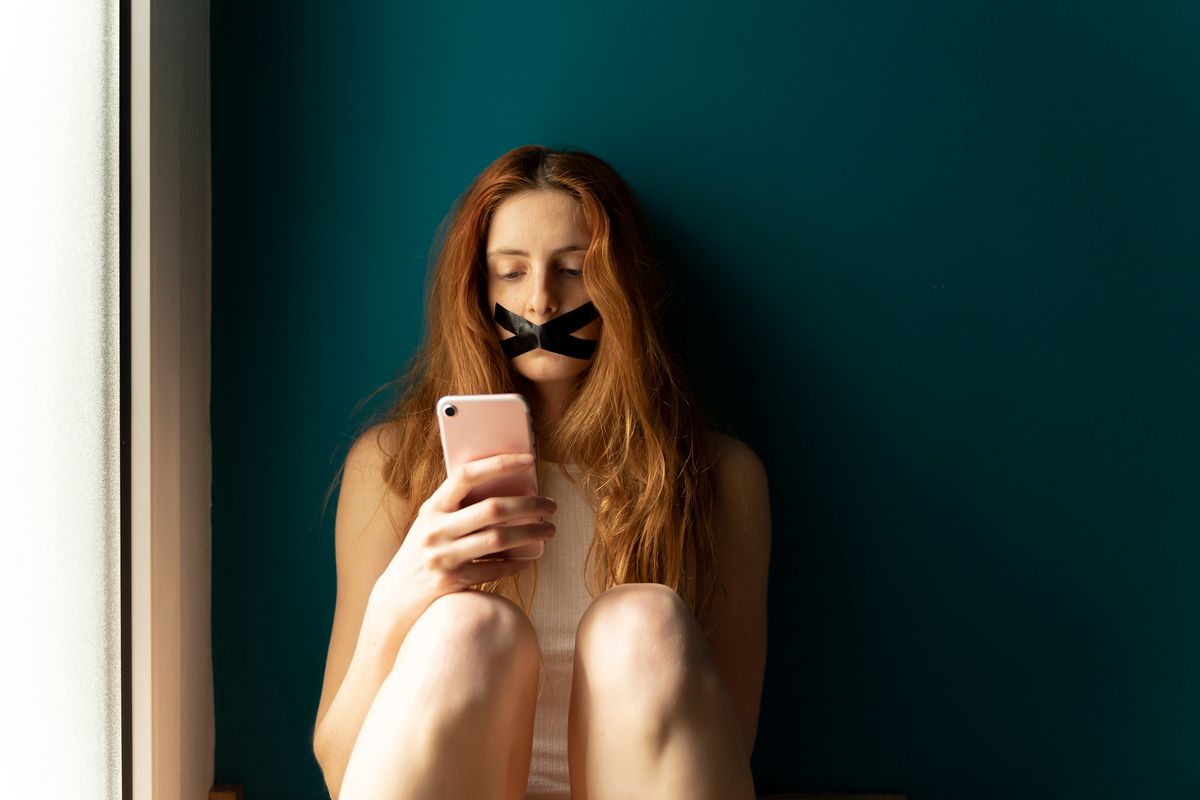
left=211, top=2, right=1200, bottom=797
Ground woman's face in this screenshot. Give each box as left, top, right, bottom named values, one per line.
left=484, top=189, right=601, bottom=389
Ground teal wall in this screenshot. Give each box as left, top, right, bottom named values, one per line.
left=211, top=2, right=1200, bottom=797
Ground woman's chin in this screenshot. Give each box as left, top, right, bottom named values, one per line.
left=515, top=352, right=587, bottom=383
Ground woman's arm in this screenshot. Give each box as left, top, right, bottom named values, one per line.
left=311, top=426, right=417, bottom=798
left=702, top=433, right=772, bottom=758
left=313, top=607, right=419, bottom=798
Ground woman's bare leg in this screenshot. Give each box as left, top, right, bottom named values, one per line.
left=567, top=583, right=755, bottom=800
left=339, top=590, right=540, bottom=800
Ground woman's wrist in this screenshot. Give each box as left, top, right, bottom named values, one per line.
left=361, top=590, right=426, bottom=655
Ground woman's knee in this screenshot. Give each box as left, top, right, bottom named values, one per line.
left=575, top=583, right=703, bottom=697
left=400, top=589, right=540, bottom=678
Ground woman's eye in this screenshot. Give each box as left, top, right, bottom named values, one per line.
left=499, top=268, right=583, bottom=280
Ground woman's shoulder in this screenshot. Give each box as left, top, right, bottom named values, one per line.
left=349, top=420, right=401, bottom=460
left=703, top=430, right=768, bottom=498
left=343, top=421, right=404, bottom=498
left=704, top=429, right=762, bottom=469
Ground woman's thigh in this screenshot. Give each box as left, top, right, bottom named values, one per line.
left=340, top=590, right=541, bottom=800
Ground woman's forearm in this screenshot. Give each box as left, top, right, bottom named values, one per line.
left=313, top=608, right=418, bottom=798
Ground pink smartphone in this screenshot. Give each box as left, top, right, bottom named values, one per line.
left=436, top=393, right=545, bottom=560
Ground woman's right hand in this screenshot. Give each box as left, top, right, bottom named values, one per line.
left=363, top=452, right=557, bottom=638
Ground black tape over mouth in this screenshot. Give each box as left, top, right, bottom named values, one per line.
left=493, top=301, right=600, bottom=360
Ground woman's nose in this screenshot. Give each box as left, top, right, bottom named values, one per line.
left=525, top=272, right=558, bottom=320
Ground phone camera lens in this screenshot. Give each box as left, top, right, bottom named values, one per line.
left=444, top=405, right=457, bottom=417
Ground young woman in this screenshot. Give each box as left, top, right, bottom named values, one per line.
left=311, top=145, right=771, bottom=800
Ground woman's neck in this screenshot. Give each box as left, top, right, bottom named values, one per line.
left=528, top=382, right=571, bottom=462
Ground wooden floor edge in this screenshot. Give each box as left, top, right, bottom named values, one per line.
left=209, top=784, right=245, bottom=800
left=758, top=794, right=908, bottom=800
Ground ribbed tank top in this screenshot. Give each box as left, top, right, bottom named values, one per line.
left=518, top=459, right=596, bottom=800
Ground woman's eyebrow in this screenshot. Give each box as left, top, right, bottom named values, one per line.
left=486, top=244, right=588, bottom=257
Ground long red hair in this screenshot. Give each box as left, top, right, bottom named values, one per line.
left=328, top=144, right=724, bottom=634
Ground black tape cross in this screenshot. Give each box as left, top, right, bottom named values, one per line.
left=493, top=301, right=600, bottom=360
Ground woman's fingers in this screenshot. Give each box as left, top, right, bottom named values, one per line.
left=445, top=521, right=556, bottom=564
left=453, top=557, right=533, bottom=587
left=426, top=452, right=534, bottom=513
left=443, top=495, right=556, bottom=543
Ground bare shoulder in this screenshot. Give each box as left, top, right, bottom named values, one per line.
left=345, top=420, right=398, bottom=473
left=340, top=420, right=408, bottom=544
left=705, top=430, right=768, bottom=486
left=704, top=429, right=771, bottom=548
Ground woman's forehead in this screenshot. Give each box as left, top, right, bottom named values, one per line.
left=487, top=190, right=590, bottom=247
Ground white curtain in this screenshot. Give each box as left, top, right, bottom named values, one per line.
left=0, top=2, right=123, bottom=798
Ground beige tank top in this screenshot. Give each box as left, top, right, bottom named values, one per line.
left=518, top=459, right=596, bottom=800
